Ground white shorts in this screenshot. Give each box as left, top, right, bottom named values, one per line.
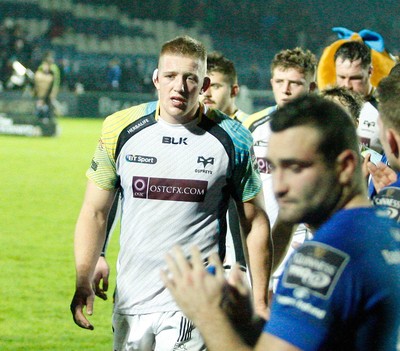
left=112, top=311, right=206, bottom=351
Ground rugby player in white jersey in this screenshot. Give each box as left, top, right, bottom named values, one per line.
left=244, top=48, right=317, bottom=291
left=334, top=40, right=381, bottom=153
left=70, top=36, right=271, bottom=351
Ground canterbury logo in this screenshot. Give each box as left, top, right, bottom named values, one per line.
left=197, top=156, right=214, bottom=168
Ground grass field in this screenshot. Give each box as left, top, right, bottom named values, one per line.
left=0, top=117, right=119, bottom=350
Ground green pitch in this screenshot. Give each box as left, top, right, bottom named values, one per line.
left=0, top=118, right=119, bottom=350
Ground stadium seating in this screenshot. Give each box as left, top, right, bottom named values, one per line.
left=0, top=0, right=270, bottom=92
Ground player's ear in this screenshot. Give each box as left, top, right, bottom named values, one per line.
left=387, top=128, right=400, bottom=158
left=152, top=69, right=159, bottom=89
left=309, top=81, right=317, bottom=92
left=201, top=76, right=211, bottom=93
left=368, top=64, right=373, bottom=77
left=231, top=84, right=239, bottom=98
left=336, top=149, right=358, bottom=184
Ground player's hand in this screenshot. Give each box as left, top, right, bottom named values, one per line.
left=161, top=246, right=226, bottom=323
left=92, top=256, right=110, bottom=300
left=367, top=161, right=397, bottom=193
left=70, top=284, right=95, bottom=330
left=362, top=152, right=372, bottom=179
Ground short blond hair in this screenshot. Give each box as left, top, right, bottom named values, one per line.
left=160, top=36, right=207, bottom=63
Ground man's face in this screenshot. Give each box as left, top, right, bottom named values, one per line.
left=154, top=54, right=207, bottom=123
left=335, top=58, right=371, bottom=97
left=270, top=67, right=311, bottom=107
left=200, top=71, right=234, bottom=115
left=267, top=126, right=341, bottom=226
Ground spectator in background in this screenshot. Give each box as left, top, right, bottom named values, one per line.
left=38, top=51, right=61, bottom=115
left=107, top=57, right=122, bottom=91
left=33, top=60, right=54, bottom=121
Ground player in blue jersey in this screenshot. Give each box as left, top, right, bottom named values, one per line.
left=371, top=75, right=400, bottom=222
left=70, top=36, right=271, bottom=351
left=162, top=95, right=400, bottom=351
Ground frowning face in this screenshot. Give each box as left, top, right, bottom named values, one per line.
left=154, top=54, right=209, bottom=124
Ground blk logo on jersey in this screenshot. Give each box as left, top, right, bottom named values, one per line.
left=126, top=154, right=157, bottom=164
left=162, top=136, right=188, bottom=145
left=132, top=176, right=207, bottom=202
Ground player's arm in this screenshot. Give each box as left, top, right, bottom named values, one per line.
left=92, top=190, right=120, bottom=300
left=271, top=218, right=297, bottom=273
left=237, top=191, right=271, bottom=319
left=70, top=180, right=116, bottom=330
left=162, top=246, right=300, bottom=351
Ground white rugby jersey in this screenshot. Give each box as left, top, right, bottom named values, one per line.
left=357, top=101, right=382, bottom=154
left=87, top=101, right=261, bottom=314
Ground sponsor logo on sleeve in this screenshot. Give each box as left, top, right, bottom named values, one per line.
left=373, top=187, right=400, bottom=223
left=127, top=118, right=151, bottom=135
left=282, top=242, right=349, bottom=299
left=132, top=176, right=207, bottom=202
left=90, top=159, right=98, bottom=171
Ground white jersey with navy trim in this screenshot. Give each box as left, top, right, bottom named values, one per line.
left=87, top=102, right=261, bottom=314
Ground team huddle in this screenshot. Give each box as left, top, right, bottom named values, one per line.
left=70, top=35, right=400, bottom=351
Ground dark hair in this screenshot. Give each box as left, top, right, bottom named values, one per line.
left=207, top=51, right=237, bottom=85
left=377, top=76, right=400, bottom=131
left=320, top=85, right=364, bottom=125
left=270, top=94, right=359, bottom=164
left=334, top=41, right=371, bottom=68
